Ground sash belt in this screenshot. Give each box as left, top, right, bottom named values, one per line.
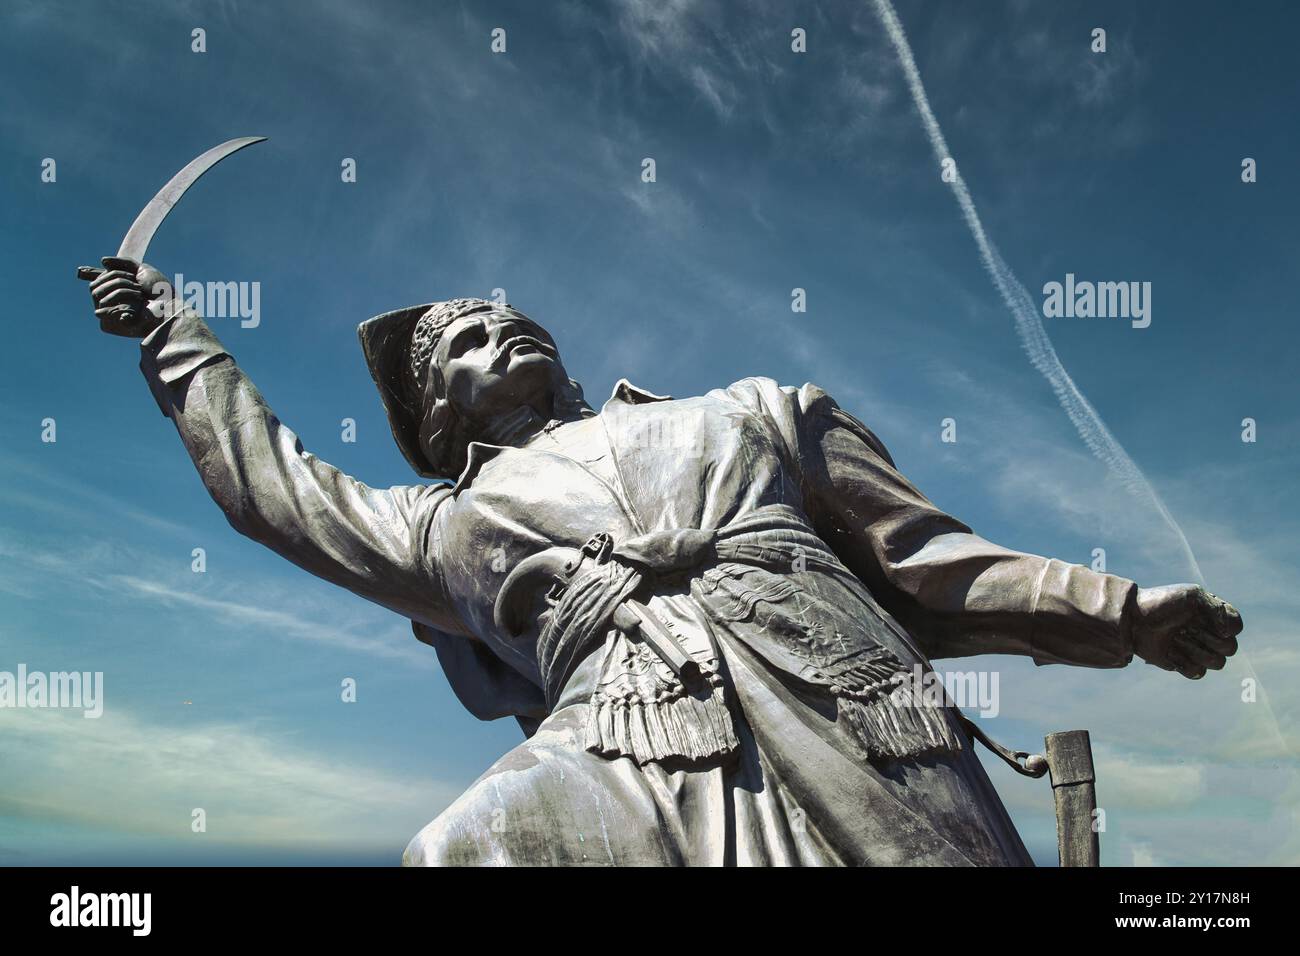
left=493, top=506, right=965, bottom=767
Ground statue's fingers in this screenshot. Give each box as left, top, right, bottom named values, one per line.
left=1174, top=631, right=1227, bottom=671
left=1145, top=645, right=1179, bottom=672
left=1190, top=627, right=1236, bottom=662
left=1196, top=592, right=1242, bottom=651
left=95, top=307, right=141, bottom=335
left=97, top=286, right=143, bottom=309
left=89, top=269, right=136, bottom=293
left=1213, top=596, right=1244, bottom=638
left=1161, top=641, right=1201, bottom=677
left=95, top=305, right=135, bottom=322
left=101, top=255, right=139, bottom=273
left=91, top=276, right=140, bottom=300
left=1206, top=628, right=1238, bottom=657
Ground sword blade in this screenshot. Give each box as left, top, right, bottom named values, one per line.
left=117, top=136, right=266, bottom=261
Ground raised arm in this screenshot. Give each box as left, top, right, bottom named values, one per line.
left=720, top=377, right=1240, bottom=678
left=88, top=258, right=463, bottom=635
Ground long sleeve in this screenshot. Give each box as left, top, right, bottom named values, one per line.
left=139, top=309, right=464, bottom=635
left=720, top=377, right=1136, bottom=668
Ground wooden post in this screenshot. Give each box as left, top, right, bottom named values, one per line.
left=1045, top=730, right=1099, bottom=867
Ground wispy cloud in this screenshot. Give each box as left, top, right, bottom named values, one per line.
left=0, top=454, right=195, bottom=540
left=613, top=0, right=739, bottom=120
left=106, top=574, right=431, bottom=666
left=0, top=531, right=431, bottom=668
left=0, top=703, right=457, bottom=852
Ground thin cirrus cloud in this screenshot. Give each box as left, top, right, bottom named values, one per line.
left=106, top=575, right=432, bottom=667
left=0, top=703, right=456, bottom=856
left=0, top=459, right=432, bottom=669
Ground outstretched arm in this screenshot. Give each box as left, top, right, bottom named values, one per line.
left=89, top=259, right=464, bottom=635
left=811, top=406, right=1240, bottom=676
left=723, top=377, right=1240, bottom=677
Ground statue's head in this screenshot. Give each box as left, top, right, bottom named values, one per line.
left=359, top=298, right=588, bottom=479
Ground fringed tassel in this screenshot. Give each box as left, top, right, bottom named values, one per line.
left=584, top=678, right=739, bottom=766
left=840, top=692, right=964, bottom=761
left=833, top=654, right=910, bottom=696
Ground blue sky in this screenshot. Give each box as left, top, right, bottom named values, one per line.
left=1, top=0, right=1297, bottom=865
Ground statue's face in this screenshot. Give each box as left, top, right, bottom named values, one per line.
left=430, top=306, right=567, bottom=424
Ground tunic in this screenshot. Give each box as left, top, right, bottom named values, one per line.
left=138, top=310, right=1137, bottom=866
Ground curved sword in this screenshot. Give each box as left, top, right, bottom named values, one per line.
left=76, top=136, right=267, bottom=282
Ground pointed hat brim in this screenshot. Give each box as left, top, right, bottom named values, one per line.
left=357, top=303, right=439, bottom=478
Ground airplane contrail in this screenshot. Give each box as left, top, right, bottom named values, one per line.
left=871, top=0, right=1291, bottom=766
left=871, top=0, right=1203, bottom=584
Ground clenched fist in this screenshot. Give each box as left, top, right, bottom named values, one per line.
left=88, top=256, right=173, bottom=338
left=1132, top=584, right=1242, bottom=679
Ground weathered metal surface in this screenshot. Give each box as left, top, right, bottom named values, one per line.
left=1046, top=730, right=1100, bottom=868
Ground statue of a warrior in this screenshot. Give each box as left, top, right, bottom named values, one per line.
left=87, top=260, right=1242, bottom=866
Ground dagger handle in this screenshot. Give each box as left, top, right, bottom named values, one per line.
left=623, top=599, right=701, bottom=684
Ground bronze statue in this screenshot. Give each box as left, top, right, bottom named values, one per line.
left=82, top=146, right=1242, bottom=867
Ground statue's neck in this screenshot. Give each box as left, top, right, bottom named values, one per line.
left=479, top=398, right=595, bottom=448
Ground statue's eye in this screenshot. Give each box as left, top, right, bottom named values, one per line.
left=450, top=325, right=487, bottom=357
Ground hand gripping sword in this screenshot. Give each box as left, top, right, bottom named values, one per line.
left=76, top=137, right=267, bottom=298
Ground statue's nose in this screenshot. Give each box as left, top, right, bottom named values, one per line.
left=493, top=316, right=527, bottom=340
